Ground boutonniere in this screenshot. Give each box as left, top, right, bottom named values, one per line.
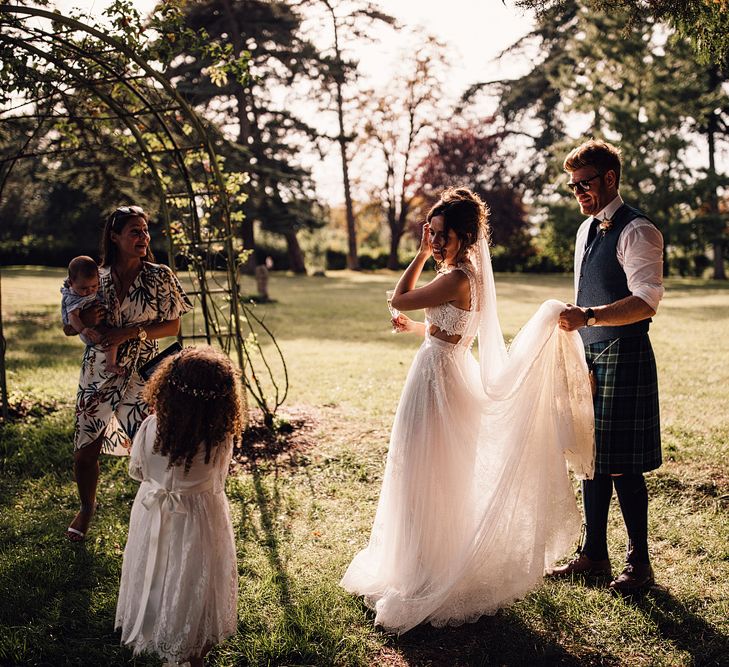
left=598, top=218, right=613, bottom=235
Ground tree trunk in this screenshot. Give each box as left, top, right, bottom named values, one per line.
left=712, top=241, right=725, bottom=280
left=325, top=2, right=358, bottom=270
left=707, top=66, right=726, bottom=280
left=339, top=124, right=359, bottom=270
left=387, top=199, right=410, bottom=270
left=239, top=217, right=256, bottom=274
left=0, top=269, right=8, bottom=421
left=221, top=0, right=256, bottom=274
left=387, top=228, right=401, bottom=270
left=254, top=265, right=269, bottom=300
left=284, top=229, right=307, bottom=274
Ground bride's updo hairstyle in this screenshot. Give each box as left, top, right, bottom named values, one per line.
left=426, top=187, right=490, bottom=268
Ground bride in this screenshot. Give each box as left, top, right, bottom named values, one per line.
left=340, top=187, right=595, bottom=634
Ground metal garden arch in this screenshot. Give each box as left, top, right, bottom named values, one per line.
left=0, top=4, right=288, bottom=425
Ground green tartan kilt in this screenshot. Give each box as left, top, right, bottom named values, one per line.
left=586, top=334, right=661, bottom=474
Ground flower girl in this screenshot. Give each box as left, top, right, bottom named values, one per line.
left=115, top=346, right=243, bottom=666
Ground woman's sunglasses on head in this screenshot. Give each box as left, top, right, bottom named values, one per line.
left=111, top=205, right=145, bottom=225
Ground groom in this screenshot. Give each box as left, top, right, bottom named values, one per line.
left=552, top=139, right=664, bottom=594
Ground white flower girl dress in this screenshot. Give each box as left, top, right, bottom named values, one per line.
left=115, top=414, right=237, bottom=661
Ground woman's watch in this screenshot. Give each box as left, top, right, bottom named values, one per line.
left=585, top=308, right=597, bottom=327
left=136, top=326, right=148, bottom=342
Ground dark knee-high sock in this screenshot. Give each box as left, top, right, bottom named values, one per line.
left=613, top=473, right=649, bottom=564
left=581, top=474, right=613, bottom=561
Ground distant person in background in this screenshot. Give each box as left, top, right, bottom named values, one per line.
left=61, top=255, right=123, bottom=375
left=65, top=205, right=192, bottom=542
left=553, top=139, right=664, bottom=595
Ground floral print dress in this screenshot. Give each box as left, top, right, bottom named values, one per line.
left=74, top=262, right=192, bottom=454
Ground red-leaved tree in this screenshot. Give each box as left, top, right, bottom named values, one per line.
left=414, top=120, right=533, bottom=268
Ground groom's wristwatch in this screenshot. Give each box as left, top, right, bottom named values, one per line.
left=584, top=308, right=597, bottom=327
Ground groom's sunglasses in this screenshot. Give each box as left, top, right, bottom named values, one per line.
left=566, top=173, right=603, bottom=194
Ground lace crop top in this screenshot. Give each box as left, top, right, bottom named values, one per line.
left=424, top=264, right=479, bottom=337
left=425, top=302, right=472, bottom=336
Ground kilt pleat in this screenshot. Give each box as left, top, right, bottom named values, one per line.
left=586, top=334, right=661, bottom=474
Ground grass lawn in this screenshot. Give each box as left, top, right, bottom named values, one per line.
left=1, top=266, right=728, bottom=666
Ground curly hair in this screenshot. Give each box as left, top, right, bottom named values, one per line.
left=563, top=139, right=622, bottom=186
left=426, top=187, right=490, bottom=269
left=142, top=346, right=244, bottom=474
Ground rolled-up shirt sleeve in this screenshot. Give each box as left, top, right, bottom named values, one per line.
left=617, top=218, right=665, bottom=312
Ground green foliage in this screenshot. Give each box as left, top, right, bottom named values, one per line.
left=514, top=0, right=729, bottom=65
left=158, top=0, right=328, bottom=266
left=480, top=0, right=729, bottom=274
left=551, top=7, right=696, bottom=258
left=532, top=199, right=582, bottom=271
left=0, top=3, right=251, bottom=267
left=0, top=159, right=158, bottom=266
left=414, top=118, right=535, bottom=269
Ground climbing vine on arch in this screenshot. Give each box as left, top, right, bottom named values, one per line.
left=0, top=1, right=288, bottom=427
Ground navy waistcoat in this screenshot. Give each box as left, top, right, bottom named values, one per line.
left=577, top=203, right=653, bottom=344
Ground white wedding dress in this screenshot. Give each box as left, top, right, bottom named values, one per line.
left=115, top=414, right=237, bottom=661
left=341, top=237, right=594, bottom=634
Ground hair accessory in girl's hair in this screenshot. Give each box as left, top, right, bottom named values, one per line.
left=169, top=372, right=220, bottom=400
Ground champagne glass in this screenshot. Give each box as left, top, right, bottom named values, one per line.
left=386, top=289, right=400, bottom=333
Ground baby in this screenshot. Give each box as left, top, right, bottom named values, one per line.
left=61, top=255, right=123, bottom=375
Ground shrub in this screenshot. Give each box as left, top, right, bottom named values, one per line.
left=325, top=249, right=347, bottom=270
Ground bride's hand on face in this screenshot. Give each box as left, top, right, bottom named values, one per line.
left=418, top=222, right=433, bottom=259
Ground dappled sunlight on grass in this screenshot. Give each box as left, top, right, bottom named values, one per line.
left=1, top=267, right=727, bottom=665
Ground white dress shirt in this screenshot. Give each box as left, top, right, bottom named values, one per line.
left=573, top=195, right=665, bottom=312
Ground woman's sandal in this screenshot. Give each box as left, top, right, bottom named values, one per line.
left=66, top=504, right=98, bottom=542
left=66, top=526, right=85, bottom=541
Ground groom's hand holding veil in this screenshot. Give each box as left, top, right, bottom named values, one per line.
left=558, top=304, right=587, bottom=331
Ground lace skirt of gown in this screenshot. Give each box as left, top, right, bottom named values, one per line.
left=341, top=321, right=584, bottom=634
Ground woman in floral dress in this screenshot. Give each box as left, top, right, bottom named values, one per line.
left=66, top=206, right=192, bottom=541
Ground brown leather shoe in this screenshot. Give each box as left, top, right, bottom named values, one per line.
left=547, top=552, right=612, bottom=578
left=609, top=562, right=655, bottom=595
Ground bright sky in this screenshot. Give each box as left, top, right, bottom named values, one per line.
left=51, top=0, right=535, bottom=203
left=363, top=1, right=535, bottom=87
left=53, top=0, right=535, bottom=86
left=303, top=2, right=537, bottom=202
